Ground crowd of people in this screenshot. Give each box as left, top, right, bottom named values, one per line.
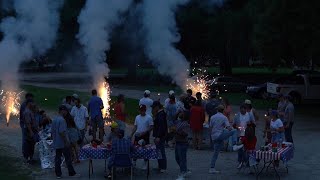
left=18, top=88, right=295, bottom=180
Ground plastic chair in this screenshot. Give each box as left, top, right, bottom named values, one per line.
left=111, top=153, right=133, bottom=180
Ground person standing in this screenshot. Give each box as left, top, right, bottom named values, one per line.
left=165, top=95, right=178, bottom=147
left=52, top=105, right=80, bottom=179
left=130, top=105, right=154, bottom=169
left=114, top=94, right=126, bottom=131
left=88, top=89, right=104, bottom=141
left=205, top=92, right=221, bottom=120
left=66, top=113, right=80, bottom=163
left=19, top=93, right=34, bottom=158
left=152, top=101, right=168, bottom=173
left=184, top=89, right=196, bottom=111
left=190, top=100, right=205, bottom=150
left=139, top=90, right=154, bottom=117
left=244, top=100, right=259, bottom=121
left=63, top=96, right=73, bottom=112
left=195, top=92, right=206, bottom=108
left=270, top=110, right=285, bottom=143
left=23, top=99, right=36, bottom=163
left=175, top=111, right=191, bottom=180
left=164, top=90, right=176, bottom=108
left=222, top=97, right=232, bottom=122
left=209, top=105, right=242, bottom=174
left=70, top=98, right=89, bottom=145
left=283, top=95, right=294, bottom=143
left=277, top=94, right=286, bottom=121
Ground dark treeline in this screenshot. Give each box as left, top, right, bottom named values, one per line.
left=1, top=0, right=320, bottom=74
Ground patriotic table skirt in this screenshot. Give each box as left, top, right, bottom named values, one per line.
left=255, top=145, right=294, bottom=162
left=79, top=144, right=162, bottom=160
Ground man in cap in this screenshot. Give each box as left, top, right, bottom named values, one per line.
left=152, top=101, right=168, bottom=173
left=209, top=105, right=242, bottom=174
left=283, top=95, right=294, bottom=143
left=88, top=89, right=104, bottom=141
left=139, top=90, right=154, bottom=116
left=52, top=105, right=80, bottom=178
left=244, top=99, right=259, bottom=122
left=164, top=90, right=176, bottom=108
left=107, top=122, right=120, bottom=143
left=131, top=105, right=154, bottom=169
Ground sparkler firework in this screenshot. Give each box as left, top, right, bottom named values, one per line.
left=0, top=90, right=23, bottom=126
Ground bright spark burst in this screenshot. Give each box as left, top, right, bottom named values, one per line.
left=98, top=82, right=111, bottom=119
left=186, top=68, right=211, bottom=99
left=0, top=90, right=23, bottom=126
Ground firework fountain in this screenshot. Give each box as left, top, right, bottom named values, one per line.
left=77, top=0, right=132, bottom=123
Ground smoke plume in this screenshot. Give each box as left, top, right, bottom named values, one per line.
left=0, top=0, right=64, bottom=89
left=142, top=0, right=191, bottom=88
left=77, top=0, right=132, bottom=86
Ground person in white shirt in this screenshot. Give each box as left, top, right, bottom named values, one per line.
left=131, top=105, right=154, bottom=170
left=244, top=99, right=259, bottom=122
left=139, top=90, right=154, bottom=116
left=164, top=90, right=176, bottom=108
left=209, top=105, right=242, bottom=174
left=70, top=99, right=89, bottom=145
left=270, top=110, right=285, bottom=143
left=233, top=104, right=255, bottom=137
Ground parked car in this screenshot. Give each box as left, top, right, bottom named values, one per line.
left=246, top=83, right=268, bottom=99
left=267, top=74, right=320, bottom=104
left=208, top=76, right=249, bottom=93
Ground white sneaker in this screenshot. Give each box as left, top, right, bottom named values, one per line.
left=176, top=175, right=185, bottom=180
left=141, top=162, right=148, bottom=170
left=209, top=168, right=220, bottom=174
left=159, top=169, right=167, bottom=173
left=181, top=170, right=192, bottom=177
left=233, top=144, right=244, bottom=151
left=237, top=162, right=243, bottom=169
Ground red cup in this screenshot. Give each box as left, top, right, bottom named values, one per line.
left=107, top=143, right=112, bottom=149
left=272, top=143, right=277, bottom=148
left=282, top=144, right=286, bottom=148
left=92, top=143, right=97, bottom=148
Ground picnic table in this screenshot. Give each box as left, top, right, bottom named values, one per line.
left=79, top=144, right=162, bottom=178
left=255, top=143, right=294, bottom=180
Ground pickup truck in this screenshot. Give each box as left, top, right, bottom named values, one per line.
left=267, top=74, right=320, bottom=104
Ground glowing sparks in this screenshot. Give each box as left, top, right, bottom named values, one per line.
left=0, top=90, right=23, bottom=126
left=186, top=68, right=211, bottom=99
left=98, top=82, right=111, bottom=119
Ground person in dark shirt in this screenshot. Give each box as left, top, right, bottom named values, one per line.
left=175, top=111, right=191, bottom=179
left=23, top=99, right=36, bottom=163
left=152, top=101, right=168, bottom=173
left=19, top=93, right=34, bottom=158
left=184, top=89, right=196, bottom=110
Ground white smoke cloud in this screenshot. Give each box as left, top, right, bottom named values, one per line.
left=142, top=0, right=191, bottom=88
left=0, top=0, right=64, bottom=89
left=77, top=0, right=132, bottom=86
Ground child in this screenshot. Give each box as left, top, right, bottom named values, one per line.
left=237, top=123, right=257, bottom=169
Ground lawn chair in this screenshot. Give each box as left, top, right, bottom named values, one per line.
left=111, top=153, right=133, bottom=180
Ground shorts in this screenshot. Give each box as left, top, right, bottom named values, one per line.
left=91, top=116, right=104, bottom=129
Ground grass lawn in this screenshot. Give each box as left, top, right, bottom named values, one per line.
left=22, top=85, right=139, bottom=124
left=111, top=67, right=295, bottom=76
